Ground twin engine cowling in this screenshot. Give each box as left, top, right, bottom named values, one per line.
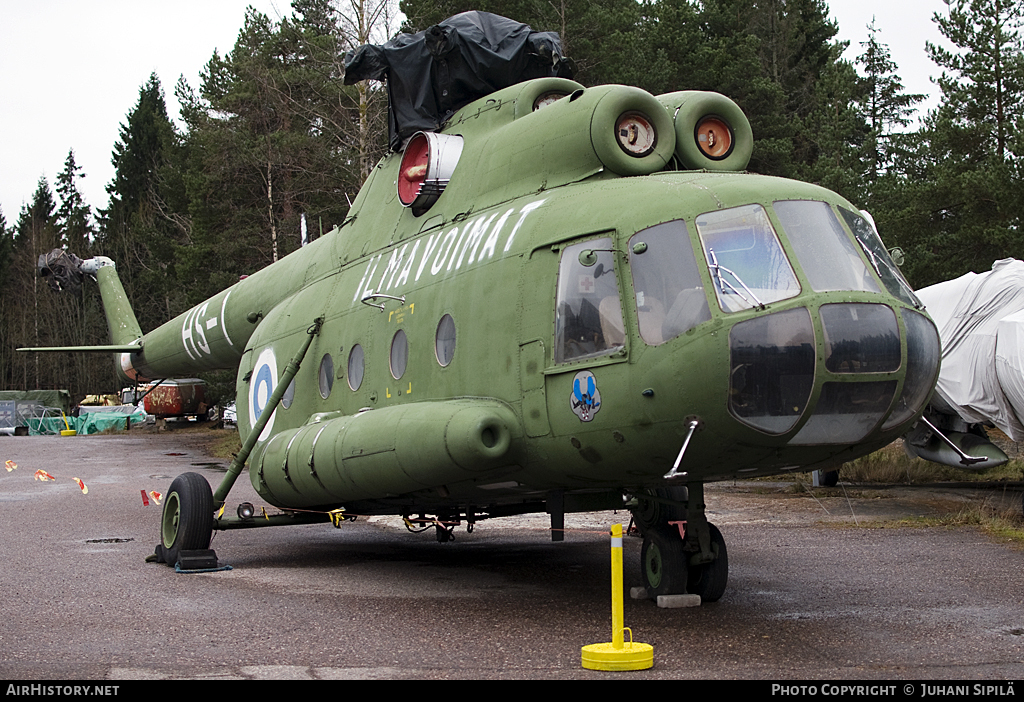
left=406, top=79, right=755, bottom=218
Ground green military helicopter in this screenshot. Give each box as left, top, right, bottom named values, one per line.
left=27, top=13, right=940, bottom=602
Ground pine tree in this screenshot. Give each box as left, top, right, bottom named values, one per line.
left=626, top=0, right=702, bottom=96
left=96, top=74, right=187, bottom=332
left=178, top=4, right=379, bottom=303
left=54, top=149, right=94, bottom=254
left=0, top=208, right=10, bottom=297
left=0, top=207, right=14, bottom=389
left=668, top=0, right=841, bottom=179
left=856, top=20, right=926, bottom=182
left=928, top=0, right=1024, bottom=163
left=11, top=179, right=59, bottom=390
left=802, top=43, right=869, bottom=202
left=878, top=0, right=1024, bottom=288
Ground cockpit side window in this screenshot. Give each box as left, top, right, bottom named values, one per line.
left=628, top=221, right=710, bottom=345
left=773, top=200, right=881, bottom=293
left=696, top=204, right=801, bottom=312
left=838, top=208, right=922, bottom=308
left=554, top=237, right=625, bottom=363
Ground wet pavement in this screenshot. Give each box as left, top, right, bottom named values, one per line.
left=1, top=431, right=1022, bottom=680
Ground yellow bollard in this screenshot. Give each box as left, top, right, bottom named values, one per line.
left=59, top=412, right=76, bottom=437
left=581, top=523, right=654, bottom=671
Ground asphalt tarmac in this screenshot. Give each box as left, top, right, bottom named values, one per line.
left=1, top=431, right=1022, bottom=681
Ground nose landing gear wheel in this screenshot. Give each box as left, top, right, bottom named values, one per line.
left=640, top=525, right=688, bottom=597
left=156, top=472, right=214, bottom=566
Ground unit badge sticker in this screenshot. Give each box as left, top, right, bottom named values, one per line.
left=570, top=370, right=602, bottom=422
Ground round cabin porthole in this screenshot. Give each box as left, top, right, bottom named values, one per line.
left=435, top=314, right=456, bottom=367
left=318, top=353, right=334, bottom=399
left=347, top=344, right=364, bottom=391
left=390, top=329, right=408, bottom=379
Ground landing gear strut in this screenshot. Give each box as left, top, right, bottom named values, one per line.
left=632, top=483, right=728, bottom=602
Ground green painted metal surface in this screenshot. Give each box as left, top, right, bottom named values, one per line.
left=75, top=79, right=939, bottom=517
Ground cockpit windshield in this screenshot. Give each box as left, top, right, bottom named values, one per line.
left=696, top=204, right=801, bottom=312
left=838, top=208, right=922, bottom=308
left=773, top=200, right=880, bottom=293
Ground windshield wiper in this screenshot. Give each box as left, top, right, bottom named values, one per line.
left=854, top=235, right=884, bottom=278
left=854, top=235, right=923, bottom=309
left=708, top=248, right=765, bottom=310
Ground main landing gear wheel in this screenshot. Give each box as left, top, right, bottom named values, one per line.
left=640, top=522, right=729, bottom=601
left=641, top=525, right=688, bottom=597
left=157, top=472, right=214, bottom=566
left=633, top=482, right=729, bottom=601
left=686, top=522, right=728, bottom=602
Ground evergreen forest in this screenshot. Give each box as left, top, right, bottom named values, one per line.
left=2, top=0, right=1023, bottom=400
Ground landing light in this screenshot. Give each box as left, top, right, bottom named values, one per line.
left=237, top=502, right=255, bottom=519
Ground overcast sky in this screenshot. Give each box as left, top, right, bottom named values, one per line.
left=0, top=0, right=950, bottom=227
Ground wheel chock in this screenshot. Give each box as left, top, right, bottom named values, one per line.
left=176, top=549, right=219, bottom=570
left=656, top=594, right=701, bottom=608
left=581, top=524, right=654, bottom=671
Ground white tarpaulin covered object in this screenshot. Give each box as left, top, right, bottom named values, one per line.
left=917, top=258, right=1024, bottom=440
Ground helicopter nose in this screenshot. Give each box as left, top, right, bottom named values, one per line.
left=728, top=303, right=940, bottom=445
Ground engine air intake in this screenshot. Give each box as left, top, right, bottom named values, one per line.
left=658, top=91, right=753, bottom=171
left=398, top=132, right=464, bottom=216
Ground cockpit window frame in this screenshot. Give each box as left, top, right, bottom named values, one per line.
left=695, top=203, right=803, bottom=313
left=627, top=219, right=712, bottom=345
left=552, top=234, right=629, bottom=366
left=836, top=207, right=923, bottom=309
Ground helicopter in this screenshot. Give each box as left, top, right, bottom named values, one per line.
left=25, top=12, right=941, bottom=602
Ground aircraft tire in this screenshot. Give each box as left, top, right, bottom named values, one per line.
left=641, top=525, right=688, bottom=597
left=820, top=470, right=839, bottom=487
left=159, top=472, right=214, bottom=566
left=686, top=522, right=728, bottom=602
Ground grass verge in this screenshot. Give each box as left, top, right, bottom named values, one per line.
left=870, top=501, right=1024, bottom=546
left=840, top=441, right=1024, bottom=484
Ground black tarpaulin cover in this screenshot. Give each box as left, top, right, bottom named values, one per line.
left=344, top=12, right=572, bottom=150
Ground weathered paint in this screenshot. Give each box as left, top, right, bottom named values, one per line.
left=89, top=77, right=938, bottom=516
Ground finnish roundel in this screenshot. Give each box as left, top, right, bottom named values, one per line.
left=248, top=347, right=278, bottom=442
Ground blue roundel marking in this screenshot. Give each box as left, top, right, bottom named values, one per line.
left=252, top=363, right=274, bottom=420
